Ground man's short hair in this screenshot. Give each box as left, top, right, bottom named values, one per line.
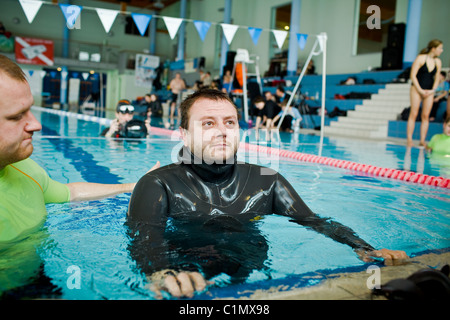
left=179, top=88, right=240, bottom=130
left=252, top=96, right=265, bottom=105
left=0, top=55, right=27, bottom=82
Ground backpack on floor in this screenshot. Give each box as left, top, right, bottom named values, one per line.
left=372, top=265, right=450, bottom=300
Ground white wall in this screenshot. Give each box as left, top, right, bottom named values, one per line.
left=1, top=0, right=449, bottom=108
left=181, top=0, right=450, bottom=75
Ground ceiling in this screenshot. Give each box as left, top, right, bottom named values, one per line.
left=96, top=0, right=180, bottom=12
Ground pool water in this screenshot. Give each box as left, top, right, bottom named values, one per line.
left=1, top=109, right=449, bottom=300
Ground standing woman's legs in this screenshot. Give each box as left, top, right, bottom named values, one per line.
left=407, top=86, right=422, bottom=147
left=419, top=95, right=434, bottom=146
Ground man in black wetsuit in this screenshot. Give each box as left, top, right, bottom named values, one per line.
left=127, top=88, right=407, bottom=298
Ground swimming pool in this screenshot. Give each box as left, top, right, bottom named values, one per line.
left=2, top=108, right=448, bottom=300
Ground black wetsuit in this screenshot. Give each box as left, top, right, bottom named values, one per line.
left=256, top=100, right=281, bottom=121
left=127, top=147, right=375, bottom=281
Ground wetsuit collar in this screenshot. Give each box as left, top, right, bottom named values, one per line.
left=178, top=146, right=236, bottom=184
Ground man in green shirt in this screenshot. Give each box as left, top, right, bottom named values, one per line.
left=0, top=54, right=158, bottom=245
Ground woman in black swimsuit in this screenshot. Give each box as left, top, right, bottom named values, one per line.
left=407, top=39, right=443, bottom=147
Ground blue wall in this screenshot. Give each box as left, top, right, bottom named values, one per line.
left=388, top=121, right=443, bottom=140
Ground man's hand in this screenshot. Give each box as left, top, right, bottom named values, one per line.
left=358, top=248, right=409, bottom=265
left=105, top=119, right=119, bottom=137
left=147, top=270, right=210, bottom=299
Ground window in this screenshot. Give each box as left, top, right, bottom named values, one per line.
left=267, top=3, right=291, bottom=76
left=353, top=0, right=397, bottom=55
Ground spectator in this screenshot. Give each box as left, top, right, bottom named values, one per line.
left=407, top=39, right=443, bottom=147
left=430, top=71, right=449, bottom=122
left=168, top=72, right=186, bottom=119
left=222, top=69, right=233, bottom=93
left=272, top=100, right=303, bottom=132
left=253, top=95, right=281, bottom=130
left=275, top=86, right=291, bottom=104
left=147, top=93, right=163, bottom=118
left=201, top=71, right=212, bottom=87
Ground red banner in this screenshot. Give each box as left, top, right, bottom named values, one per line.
left=15, top=36, right=54, bottom=66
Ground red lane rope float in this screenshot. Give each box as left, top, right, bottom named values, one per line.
left=240, top=142, right=449, bottom=189
left=149, top=127, right=449, bottom=189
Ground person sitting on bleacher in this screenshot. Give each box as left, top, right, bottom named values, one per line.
left=430, top=71, right=449, bottom=122
left=275, top=85, right=291, bottom=104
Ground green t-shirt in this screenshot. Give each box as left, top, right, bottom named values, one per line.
left=0, top=158, right=70, bottom=244
left=428, top=134, right=450, bottom=155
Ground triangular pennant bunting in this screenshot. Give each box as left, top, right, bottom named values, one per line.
left=17, top=1, right=312, bottom=58
left=163, top=17, right=183, bottom=39
left=272, top=30, right=288, bottom=49
left=247, top=27, right=262, bottom=46
left=59, top=4, right=82, bottom=29
left=96, top=8, right=119, bottom=33
left=297, top=33, right=308, bottom=50
left=131, top=13, right=152, bottom=36
left=221, top=23, right=239, bottom=45
left=19, top=0, right=43, bottom=24
left=193, top=20, right=211, bottom=42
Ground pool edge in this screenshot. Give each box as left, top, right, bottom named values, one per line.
left=217, top=250, right=450, bottom=300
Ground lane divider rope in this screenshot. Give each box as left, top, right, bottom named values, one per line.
left=240, top=143, right=449, bottom=189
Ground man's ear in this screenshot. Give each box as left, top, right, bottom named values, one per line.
left=179, top=127, right=190, bottom=147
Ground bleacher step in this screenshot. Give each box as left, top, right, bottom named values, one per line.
left=323, top=83, right=409, bottom=139
left=323, top=126, right=387, bottom=138
left=335, top=117, right=388, bottom=125
left=330, top=121, right=387, bottom=131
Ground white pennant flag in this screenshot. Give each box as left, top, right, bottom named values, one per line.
left=163, top=17, right=183, bottom=39
left=272, top=30, right=288, bottom=49
left=221, top=23, right=239, bottom=45
left=96, top=8, right=119, bottom=33
left=19, top=0, right=43, bottom=24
